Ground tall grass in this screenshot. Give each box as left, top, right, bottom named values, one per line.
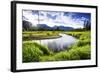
left=23, top=42, right=52, bottom=62
left=40, top=45, right=90, bottom=62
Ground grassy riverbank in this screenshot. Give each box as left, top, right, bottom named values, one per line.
left=22, top=31, right=91, bottom=62
left=23, top=31, right=61, bottom=40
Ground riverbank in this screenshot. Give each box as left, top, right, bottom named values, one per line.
left=23, top=31, right=62, bottom=40
left=39, top=31, right=91, bottom=61
left=22, top=31, right=91, bottom=62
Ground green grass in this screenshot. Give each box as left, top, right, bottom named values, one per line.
left=23, top=31, right=61, bottom=40
left=40, top=44, right=90, bottom=62
left=22, top=31, right=91, bottom=62
left=23, top=42, right=52, bottom=62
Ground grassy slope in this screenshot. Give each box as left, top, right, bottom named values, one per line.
left=23, top=31, right=91, bottom=62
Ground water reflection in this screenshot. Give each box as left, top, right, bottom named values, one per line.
left=32, top=34, right=77, bottom=51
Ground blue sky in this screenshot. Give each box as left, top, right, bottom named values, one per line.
left=23, top=10, right=91, bottom=29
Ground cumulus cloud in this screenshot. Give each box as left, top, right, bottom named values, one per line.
left=23, top=10, right=90, bottom=28
left=23, top=10, right=38, bottom=26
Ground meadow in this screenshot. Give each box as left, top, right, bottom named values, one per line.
left=22, top=31, right=91, bottom=62
left=23, top=31, right=61, bottom=40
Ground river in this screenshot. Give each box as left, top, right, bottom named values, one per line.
left=32, top=33, right=77, bottom=51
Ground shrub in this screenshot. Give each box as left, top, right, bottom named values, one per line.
left=47, top=32, right=50, bottom=36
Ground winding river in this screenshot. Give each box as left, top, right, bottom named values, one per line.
left=32, top=33, right=77, bottom=51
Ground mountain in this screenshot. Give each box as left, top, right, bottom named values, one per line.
left=36, top=24, right=74, bottom=31
left=22, top=21, right=74, bottom=31
left=23, top=20, right=32, bottom=30
left=56, top=26, right=74, bottom=31
left=37, top=24, right=52, bottom=30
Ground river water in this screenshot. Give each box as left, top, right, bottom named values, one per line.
left=32, top=33, right=77, bottom=51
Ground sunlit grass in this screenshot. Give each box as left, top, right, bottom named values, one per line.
left=23, top=42, right=52, bottom=62
left=23, top=31, right=61, bottom=40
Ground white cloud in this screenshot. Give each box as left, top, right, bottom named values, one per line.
left=23, top=10, right=88, bottom=28
left=23, top=10, right=38, bottom=26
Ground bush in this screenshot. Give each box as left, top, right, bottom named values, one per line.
left=47, top=33, right=50, bottom=36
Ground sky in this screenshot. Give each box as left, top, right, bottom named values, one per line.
left=22, top=10, right=91, bottom=29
